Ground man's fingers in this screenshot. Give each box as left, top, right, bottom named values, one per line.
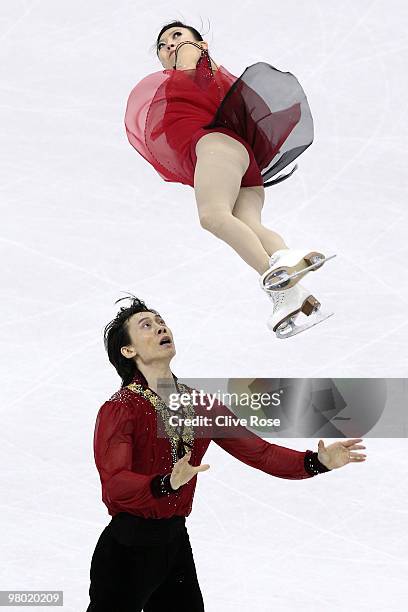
left=193, top=464, right=210, bottom=473
left=179, top=451, right=192, bottom=464
left=177, top=452, right=210, bottom=476
left=344, top=438, right=363, bottom=447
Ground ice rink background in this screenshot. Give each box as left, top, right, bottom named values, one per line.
left=1, top=0, right=407, bottom=610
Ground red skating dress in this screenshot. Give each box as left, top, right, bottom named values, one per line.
left=124, top=50, right=314, bottom=189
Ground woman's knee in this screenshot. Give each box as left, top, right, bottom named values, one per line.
left=233, top=212, right=261, bottom=231
left=198, top=209, right=232, bottom=235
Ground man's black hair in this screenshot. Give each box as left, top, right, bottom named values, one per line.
left=155, top=20, right=203, bottom=55
left=103, top=294, right=160, bottom=387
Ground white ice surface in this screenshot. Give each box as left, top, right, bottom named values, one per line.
left=1, top=0, right=407, bottom=610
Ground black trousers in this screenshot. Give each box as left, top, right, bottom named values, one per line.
left=86, top=512, right=205, bottom=611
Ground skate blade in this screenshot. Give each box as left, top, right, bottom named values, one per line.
left=262, top=253, right=337, bottom=291
left=275, top=311, right=334, bottom=339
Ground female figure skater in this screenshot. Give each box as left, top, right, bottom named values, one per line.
left=124, top=21, right=335, bottom=338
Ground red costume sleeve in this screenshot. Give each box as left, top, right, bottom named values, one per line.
left=93, top=399, right=162, bottom=513
left=210, top=399, right=313, bottom=480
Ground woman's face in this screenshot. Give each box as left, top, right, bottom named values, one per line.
left=157, top=26, right=208, bottom=70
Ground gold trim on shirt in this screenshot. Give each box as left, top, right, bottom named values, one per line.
left=126, top=382, right=195, bottom=467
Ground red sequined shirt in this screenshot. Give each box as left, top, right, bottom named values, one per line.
left=93, top=372, right=320, bottom=519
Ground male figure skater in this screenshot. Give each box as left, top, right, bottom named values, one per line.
left=86, top=297, right=366, bottom=611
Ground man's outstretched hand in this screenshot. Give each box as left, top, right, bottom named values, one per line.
left=170, top=451, right=210, bottom=490
left=318, top=438, right=367, bottom=470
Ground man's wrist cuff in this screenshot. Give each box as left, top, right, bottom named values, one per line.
left=150, top=473, right=180, bottom=498
left=304, top=450, right=331, bottom=475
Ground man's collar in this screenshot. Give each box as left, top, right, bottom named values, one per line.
left=129, top=369, right=178, bottom=388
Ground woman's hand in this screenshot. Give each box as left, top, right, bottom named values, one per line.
left=317, top=438, right=367, bottom=470
left=173, top=41, right=203, bottom=69
left=169, top=450, right=210, bottom=490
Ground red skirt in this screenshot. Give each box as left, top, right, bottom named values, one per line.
left=189, top=126, right=264, bottom=188
left=124, top=55, right=314, bottom=189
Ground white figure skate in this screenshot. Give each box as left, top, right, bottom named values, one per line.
left=267, top=283, right=334, bottom=339
left=260, top=248, right=337, bottom=292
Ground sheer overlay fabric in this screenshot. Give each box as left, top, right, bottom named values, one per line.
left=125, top=51, right=314, bottom=188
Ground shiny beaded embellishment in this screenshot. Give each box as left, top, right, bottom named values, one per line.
left=304, top=450, right=330, bottom=475
left=126, top=382, right=195, bottom=466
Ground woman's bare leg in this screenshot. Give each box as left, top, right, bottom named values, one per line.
left=194, top=133, right=270, bottom=275
left=232, top=186, right=288, bottom=256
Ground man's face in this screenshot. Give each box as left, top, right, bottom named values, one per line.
left=121, top=311, right=176, bottom=366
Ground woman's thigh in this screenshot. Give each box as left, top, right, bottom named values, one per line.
left=193, top=132, right=250, bottom=216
